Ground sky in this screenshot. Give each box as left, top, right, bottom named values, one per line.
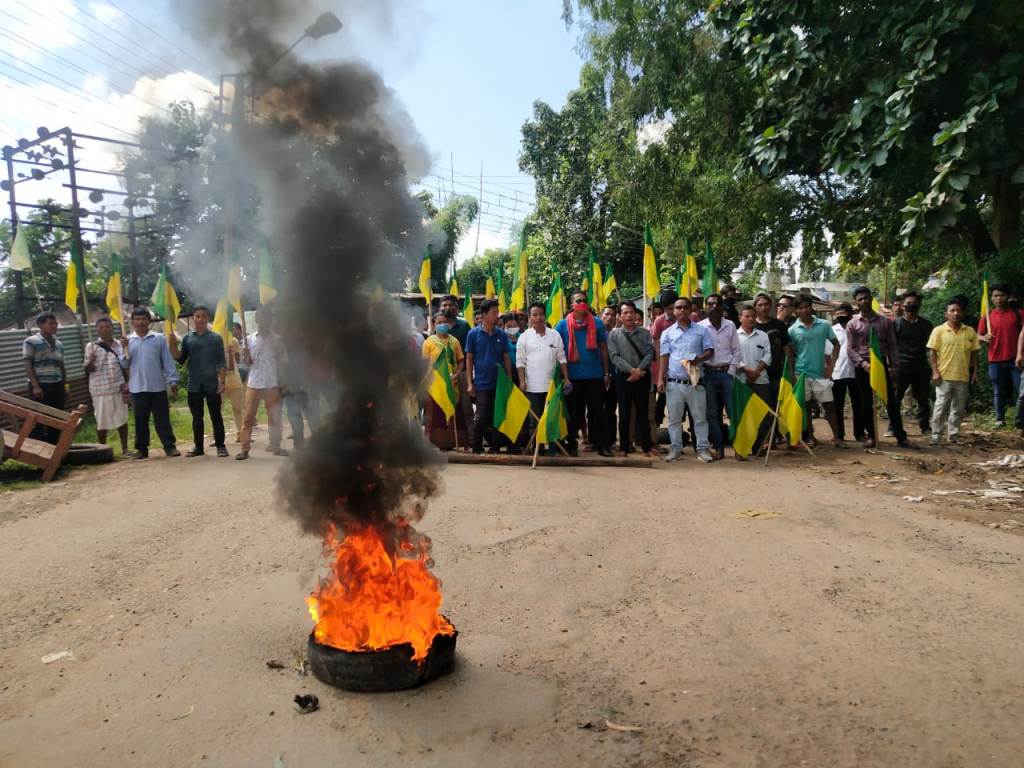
left=0, top=0, right=585, bottom=264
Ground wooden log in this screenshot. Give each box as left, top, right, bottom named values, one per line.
left=446, top=452, right=657, bottom=468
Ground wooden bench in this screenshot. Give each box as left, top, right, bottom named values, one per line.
left=0, top=390, right=89, bottom=482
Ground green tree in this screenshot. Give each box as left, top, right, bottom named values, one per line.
left=416, top=191, right=480, bottom=294
left=711, top=0, right=1024, bottom=258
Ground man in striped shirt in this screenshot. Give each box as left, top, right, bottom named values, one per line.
left=22, top=312, right=66, bottom=443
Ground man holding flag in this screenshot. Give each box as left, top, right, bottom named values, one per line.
left=846, top=286, right=909, bottom=449
left=517, top=302, right=570, bottom=455
left=556, top=291, right=613, bottom=457
left=977, top=282, right=1023, bottom=427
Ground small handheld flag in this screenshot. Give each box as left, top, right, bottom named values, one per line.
left=494, top=365, right=530, bottom=441
left=869, top=328, right=888, bottom=406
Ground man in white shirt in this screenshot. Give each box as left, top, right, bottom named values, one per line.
left=517, top=302, right=570, bottom=453
left=237, top=308, right=288, bottom=460
left=735, top=305, right=772, bottom=457
left=828, top=302, right=862, bottom=442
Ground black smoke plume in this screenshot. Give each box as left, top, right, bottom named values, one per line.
left=176, top=0, right=444, bottom=554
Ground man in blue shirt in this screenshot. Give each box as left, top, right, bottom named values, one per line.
left=124, top=307, right=180, bottom=460
left=555, top=291, right=612, bottom=457
left=657, top=297, right=714, bottom=462
left=465, top=299, right=514, bottom=453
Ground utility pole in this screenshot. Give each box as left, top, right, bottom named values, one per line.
left=4, top=151, right=24, bottom=328
left=64, top=129, right=92, bottom=341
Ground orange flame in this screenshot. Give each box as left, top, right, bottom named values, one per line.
left=306, top=525, right=454, bottom=662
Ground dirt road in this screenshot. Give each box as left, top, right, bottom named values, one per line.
left=1, top=450, right=1023, bottom=767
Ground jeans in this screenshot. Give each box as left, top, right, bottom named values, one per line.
left=931, top=380, right=969, bottom=438
left=471, top=388, right=496, bottom=452
left=853, top=366, right=905, bottom=442
left=987, top=360, right=1021, bottom=422
left=896, top=362, right=933, bottom=431
left=666, top=380, right=708, bottom=451
left=187, top=382, right=225, bottom=450
left=30, top=381, right=66, bottom=443
left=284, top=389, right=319, bottom=446
left=831, top=378, right=864, bottom=441
left=704, top=369, right=733, bottom=452
left=614, top=371, right=652, bottom=452
left=132, top=390, right=176, bottom=452
left=566, top=378, right=607, bottom=452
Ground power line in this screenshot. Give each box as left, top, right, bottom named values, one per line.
left=0, top=43, right=174, bottom=117
left=66, top=0, right=185, bottom=75
left=102, top=0, right=215, bottom=75
left=0, top=75, right=135, bottom=139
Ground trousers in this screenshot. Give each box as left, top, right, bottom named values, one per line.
left=666, top=380, right=708, bottom=451
left=132, top=390, right=175, bottom=452
left=853, top=367, right=905, bottom=441
left=614, top=371, right=652, bottom=452
left=470, top=388, right=496, bottom=453
left=187, top=383, right=225, bottom=450
left=240, top=386, right=283, bottom=452
left=30, top=381, right=66, bottom=443
left=831, top=378, right=864, bottom=441
left=988, top=360, right=1021, bottom=422
left=704, top=369, right=734, bottom=452
left=931, top=379, right=969, bottom=438
left=284, top=389, right=320, bottom=446
left=896, top=362, right=932, bottom=431
left=566, top=378, right=607, bottom=452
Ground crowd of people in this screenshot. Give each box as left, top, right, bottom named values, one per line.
left=21, top=306, right=306, bottom=461
left=19, top=280, right=1024, bottom=464
left=413, top=282, right=1024, bottom=461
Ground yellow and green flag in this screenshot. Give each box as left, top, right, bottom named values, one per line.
left=980, top=271, right=990, bottom=323
left=603, top=262, right=617, bottom=303
left=536, top=366, right=569, bottom=444
left=9, top=222, right=32, bottom=271
left=546, top=273, right=565, bottom=327
left=484, top=263, right=496, bottom=299
left=449, top=275, right=459, bottom=297
left=869, top=327, right=888, bottom=406
left=701, top=240, right=719, bottom=297
left=428, top=350, right=457, bottom=422
left=679, top=239, right=699, bottom=298
left=585, top=243, right=603, bottom=310
left=643, top=224, right=660, bottom=299
left=258, top=244, right=277, bottom=305
left=463, top=283, right=473, bottom=323
left=496, top=266, right=509, bottom=314
left=776, top=357, right=806, bottom=446
left=493, top=365, right=530, bottom=441
left=211, top=297, right=231, bottom=344
left=65, top=239, right=86, bottom=312
left=729, top=378, right=771, bottom=458
left=510, top=230, right=528, bottom=310
left=105, top=253, right=124, bottom=323
left=226, top=252, right=243, bottom=313
left=150, top=264, right=181, bottom=337
left=418, top=249, right=433, bottom=305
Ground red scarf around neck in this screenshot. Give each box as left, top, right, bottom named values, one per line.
left=567, top=311, right=597, bottom=362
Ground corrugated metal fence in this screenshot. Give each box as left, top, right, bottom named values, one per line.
left=1, top=324, right=124, bottom=414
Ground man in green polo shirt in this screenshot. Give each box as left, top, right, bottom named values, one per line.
left=170, top=305, right=227, bottom=457
left=789, top=295, right=844, bottom=447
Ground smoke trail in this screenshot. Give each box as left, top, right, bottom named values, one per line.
left=171, top=1, right=444, bottom=553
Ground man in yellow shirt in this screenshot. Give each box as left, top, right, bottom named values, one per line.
left=927, top=299, right=979, bottom=445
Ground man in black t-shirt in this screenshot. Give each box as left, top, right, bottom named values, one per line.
left=893, top=290, right=933, bottom=433
left=753, top=293, right=794, bottom=445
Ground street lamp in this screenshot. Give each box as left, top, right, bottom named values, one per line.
left=611, top=221, right=642, bottom=237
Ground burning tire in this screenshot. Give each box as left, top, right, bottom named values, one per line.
left=307, top=626, right=457, bottom=693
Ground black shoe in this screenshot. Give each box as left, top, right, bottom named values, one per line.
left=598, top=448, right=615, bottom=458
left=165, top=447, right=181, bottom=457
left=186, top=448, right=204, bottom=457
left=567, top=448, right=579, bottom=457
left=134, top=450, right=148, bottom=460
left=216, top=446, right=229, bottom=457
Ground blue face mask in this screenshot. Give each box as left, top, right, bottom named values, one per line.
left=505, top=328, right=520, bottom=339
left=436, top=323, right=451, bottom=335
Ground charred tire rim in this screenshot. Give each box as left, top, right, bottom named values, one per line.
left=307, top=627, right=457, bottom=693
left=62, top=443, right=115, bottom=466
